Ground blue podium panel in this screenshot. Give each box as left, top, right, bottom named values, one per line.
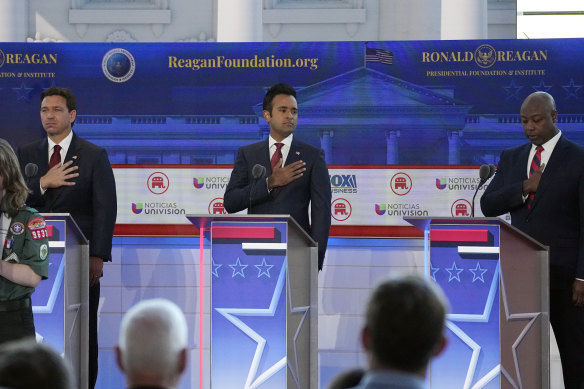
left=406, top=217, right=549, bottom=389
left=211, top=220, right=288, bottom=389
left=427, top=223, right=501, bottom=389
left=32, top=218, right=66, bottom=351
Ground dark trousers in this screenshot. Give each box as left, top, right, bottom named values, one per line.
left=0, top=297, right=35, bottom=344
left=550, top=288, right=584, bottom=389
left=89, top=282, right=100, bottom=389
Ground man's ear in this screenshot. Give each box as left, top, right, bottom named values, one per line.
left=115, top=345, right=125, bottom=372
left=263, top=109, right=271, bottom=122
left=69, top=109, right=77, bottom=125
left=177, top=348, right=187, bottom=375
left=433, top=335, right=448, bottom=357
left=361, top=327, right=371, bottom=351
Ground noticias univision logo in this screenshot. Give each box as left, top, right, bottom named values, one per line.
left=436, top=178, right=447, bottom=190
left=375, top=204, right=386, bottom=215
left=132, top=203, right=143, bottom=214
left=193, top=177, right=204, bottom=189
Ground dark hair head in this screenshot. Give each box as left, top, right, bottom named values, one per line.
left=0, top=138, right=30, bottom=217
left=0, top=339, right=74, bottom=389
left=365, top=275, right=448, bottom=372
left=262, top=83, right=297, bottom=113
left=40, top=86, right=77, bottom=113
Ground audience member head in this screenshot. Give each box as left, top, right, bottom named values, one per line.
left=0, top=339, right=74, bottom=389
left=361, top=275, right=448, bottom=376
left=116, top=298, right=188, bottom=388
left=0, top=138, right=30, bottom=218
left=327, top=367, right=365, bottom=389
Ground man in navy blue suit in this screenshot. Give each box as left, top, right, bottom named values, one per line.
left=224, top=83, right=331, bottom=270
left=481, top=91, right=584, bottom=389
left=17, top=87, right=117, bottom=389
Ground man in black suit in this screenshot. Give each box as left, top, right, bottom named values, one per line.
left=17, top=86, right=117, bottom=389
left=481, top=91, right=584, bottom=389
left=224, top=83, right=331, bottom=270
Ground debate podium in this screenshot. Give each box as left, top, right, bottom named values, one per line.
left=187, top=214, right=319, bottom=389
left=34, top=214, right=89, bottom=389
left=405, top=217, right=549, bottom=389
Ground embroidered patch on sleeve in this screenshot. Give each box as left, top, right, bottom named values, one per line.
left=9, top=222, right=25, bottom=235
left=27, top=217, right=48, bottom=240
left=40, top=244, right=49, bottom=260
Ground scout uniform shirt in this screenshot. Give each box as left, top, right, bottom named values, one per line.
left=0, top=207, right=49, bottom=300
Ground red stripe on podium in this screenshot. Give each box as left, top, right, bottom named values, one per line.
left=211, top=226, right=275, bottom=239
left=113, top=224, right=425, bottom=238
left=430, top=229, right=489, bottom=242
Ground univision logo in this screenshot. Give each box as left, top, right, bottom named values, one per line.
left=132, top=203, right=143, bottom=214
left=436, top=178, right=447, bottom=190
left=193, top=177, right=204, bottom=189
left=375, top=204, right=386, bottom=215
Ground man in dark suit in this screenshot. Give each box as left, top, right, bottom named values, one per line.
left=481, top=91, right=584, bottom=389
left=224, top=83, right=331, bottom=270
left=17, top=86, right=117, bottom=389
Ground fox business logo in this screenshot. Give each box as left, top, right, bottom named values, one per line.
left=329, top=174, right=357, bottom=194
left=422, top=44, right=548, bottom=69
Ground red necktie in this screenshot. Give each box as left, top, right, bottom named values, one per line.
left=527, top=145, right=544, bottom=208
left=49, top=145, right=62, bottom=169
left=270, top=143, right=284, bottom=170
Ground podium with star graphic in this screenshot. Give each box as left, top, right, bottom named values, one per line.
left=33, top=214, right=89, bottom=389
left=187, top=214, right=319, bottom=389
left=405, top=217, right=549, bottom=389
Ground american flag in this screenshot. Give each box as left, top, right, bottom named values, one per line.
left=365, top=47, right=393, bottom=65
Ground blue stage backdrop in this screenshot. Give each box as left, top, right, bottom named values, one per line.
left=2, top=39, right=584, bottom=233
left=1, top=39, right=584, bottom=165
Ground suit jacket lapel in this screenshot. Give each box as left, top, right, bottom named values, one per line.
left=287, top=139, right=303, bottom=165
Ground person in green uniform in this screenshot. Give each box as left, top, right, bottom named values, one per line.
left=0, top=138, right=49, bottom=343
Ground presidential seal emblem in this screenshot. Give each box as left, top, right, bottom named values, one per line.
left=474, top=44, right=496, bottom=69
left=0, top=49, right=5, bottom=68
left=102, top=48, right=136, bottom=83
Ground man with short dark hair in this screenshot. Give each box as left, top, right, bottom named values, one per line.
left=224, top=83, right=331, bottom=270
left=0, top=339, right=74, bottom=389
left=17, top=86, right=117, bottom=389
left=349, top=276, right=448, bottom=389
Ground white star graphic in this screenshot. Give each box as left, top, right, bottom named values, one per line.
left=285, top=266, right=310, bottom=388
left=229, top=257, right=248, bottom=278
left=469, top=262, right=488, bottom=283
left=446, top=261, right=464, bottom=282
left=255, top=258, right=274, bottom=278
left=430, top=263, right=440, bottom=281
left=212, top=259, right=222, bottom=278
left=215, top=262, right=287, bottom=389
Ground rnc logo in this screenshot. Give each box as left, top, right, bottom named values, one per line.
left=208, top=198, right=227, bottom=215
left=147, top=172, right=169, bottom=195
left=331, top=198, right=351, bottom=222
left=375, top=204, right=386, bottom=215
left=390, top=173, right=412, bottom=196
left=193, top=177, right=204, bottom=189
left=132, top=203, right=143, bottom=214
left=451, top=199, right=472, bottom=217
left=435, top=178, right=447, bottom=190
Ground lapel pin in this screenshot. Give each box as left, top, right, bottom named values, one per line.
left=296, top=151, right=300, bottom=156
